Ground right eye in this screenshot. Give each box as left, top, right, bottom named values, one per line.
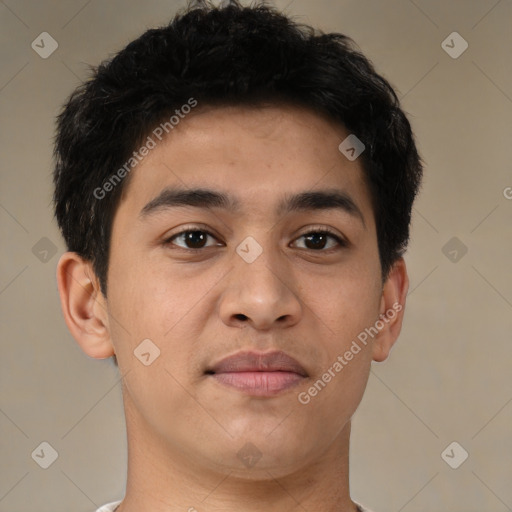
left=163, top=228, right=223, bottom=251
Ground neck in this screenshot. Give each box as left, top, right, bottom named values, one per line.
left=116, top=386, right=359, bottom=512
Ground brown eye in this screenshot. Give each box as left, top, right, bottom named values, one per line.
left=165, top=229, right=219, bottom=250
left=293, top=230, right=346, bottom=251
left=303, top=232, right=330, bottom=250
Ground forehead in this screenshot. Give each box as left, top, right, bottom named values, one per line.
left=116, top=104, right=373, bottom=223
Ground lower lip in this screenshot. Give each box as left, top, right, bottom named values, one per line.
left=210, top=371, right=305, bottom=396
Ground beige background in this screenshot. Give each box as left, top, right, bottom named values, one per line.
left=1, top=0, right=511, bottom=511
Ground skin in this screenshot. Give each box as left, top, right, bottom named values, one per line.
left=57, top=104, right=408, bottom=512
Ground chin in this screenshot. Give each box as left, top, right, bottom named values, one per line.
left=206, top=433, right=318, bottom=477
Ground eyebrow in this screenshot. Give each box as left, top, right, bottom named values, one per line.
left=139, top=186, right=366, bottom=227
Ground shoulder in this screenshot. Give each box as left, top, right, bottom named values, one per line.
left=94, top=501, right=122, bottom=512
left=355, top=502, right=376, bottom=512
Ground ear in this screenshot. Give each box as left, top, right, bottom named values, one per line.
left=372, top=257, right=409, bottom=362
left=56, top=252, right=114, bottom=359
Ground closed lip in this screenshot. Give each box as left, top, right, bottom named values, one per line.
left=205, top=350, right=308, bottom=377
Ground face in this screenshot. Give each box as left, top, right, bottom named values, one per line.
left=103, top=104, right=391, bottom=477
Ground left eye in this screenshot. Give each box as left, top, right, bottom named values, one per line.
left=292, top=231, right=346, bottom=251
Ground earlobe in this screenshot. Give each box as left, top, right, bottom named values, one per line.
left=56, top=252, right=114, bottom=359
left=372, top=258, right=409, bottom=362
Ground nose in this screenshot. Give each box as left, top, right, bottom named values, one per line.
left=218, top=243, right=303, bottom=331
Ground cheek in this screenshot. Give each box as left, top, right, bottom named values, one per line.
left=295, top=252, right=380, bottom=399
left=105, top=258, right=163, bottom=361
left=106, top=255, right=212, bottom=372
left=300, top=259, right=381, bottom=336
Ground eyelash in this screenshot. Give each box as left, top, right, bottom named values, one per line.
left=162, top=225, right=348, bottom=252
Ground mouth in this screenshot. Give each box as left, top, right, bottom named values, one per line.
left=205, top=350, right=308, bottom=397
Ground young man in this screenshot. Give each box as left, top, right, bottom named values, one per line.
left=53, top=1, right=422, bottom=511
